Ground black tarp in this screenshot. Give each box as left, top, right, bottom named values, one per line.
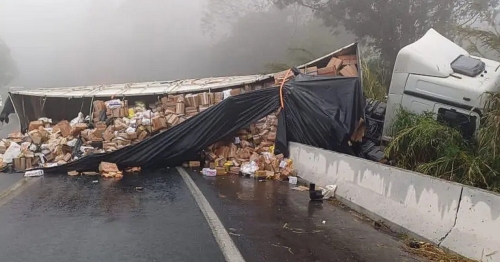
left=42, top=73, right=365, bottom=173
left=0, top=95, right=15, bottom=124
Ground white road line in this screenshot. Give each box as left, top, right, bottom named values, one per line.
left=177, top=167, right=246, bottom=262
left=0, top=177, right=39, bottom=207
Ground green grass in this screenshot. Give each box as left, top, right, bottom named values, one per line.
left=361, top=58, right=387, bottom=101
left=386, top=94, right=500, bottom=192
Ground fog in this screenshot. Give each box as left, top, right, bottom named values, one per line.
left=0, top=0, right=215, bottom=88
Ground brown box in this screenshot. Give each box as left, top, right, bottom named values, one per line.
left=166, top=114, right=180, bottom=126
left=300, top=66, right=318, bottom=75
left=255, top=170, right=267, bottom=178
left=253, top=135, right=261, bottom=145
left=93, top=100, right=106, bottom=112
left=214, top=92, right=223, bottom=103
left=103, top=129, right=115, bottom=142
left=229, top=167, right=240, bottom=174
left=199, top=93, right=210, bottom=105
left=176, top=101, right=185, bottom=115
left=339, top=64, right=358, bottom=77
left=93, top=128, right=106, bottom=139
left=25, top=157, right=33, bottom=170
left=55, top=120, right=71, bottom=137
left=152, top=116, right=168, bottom=131
left=230, top=88, right=241, bottom=96
left=138, top=131, right=148, bottom=141
left=338, top=54, right=357, bottom=65
left=216, top=167, right=227, bottom=176
left=327, top=57, right=343, bottom=69
left=318, top=66, right=337, bottom=76
left=99, top=162, right=120, bottom=173
left=111, top=108, right=121, bottom=118
left=29, top=121, right=44, bottom=131
left=63, top=153, right=72, bottom=162
left=189, top=161, right=201, bottom=167
left=208, top=93, right=215, bottom=105
left=13, top=157, right=24, bottom=171
left=30, top=131, right=43, bottom=144
left=127, top=132, right=138, bottom=140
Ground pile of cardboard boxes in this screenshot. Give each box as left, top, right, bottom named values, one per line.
left=0, top=86, right=299, bottom=180
left=189, top=111, right=297, bottom=181
left=274, top=54, right=359, bottom=85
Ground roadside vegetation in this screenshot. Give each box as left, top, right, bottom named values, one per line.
left=385, top=93, right=500, bottom=193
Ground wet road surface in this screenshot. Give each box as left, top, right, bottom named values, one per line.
left=0, top=172, right=24, bottom=193
left=188, top=169, right=421, bottom=262
left=0, top=169, right=224, bottom=262
left=0, top=168, right=423, bottom=262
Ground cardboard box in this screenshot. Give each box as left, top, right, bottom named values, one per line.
left=152, top=116, right=167, bottom=131
left=216, top=167, right=227, bottom=176
left=99, top=162, right=120, bottom=173
left=327, top=57, right=343, bottom=70
left=318, top=66, right=337, bottom=76
left=63, top=153, right=72, bottom=162
left=138, top=131, right=148, bottom=141
left=300, top=66, right=318, bottom=75
left=214, top=92, right=223, bottom=103
left=30, top=131, right=43, bottom=144
left=189, top=161, right=201, bottom=167
left=253, top=135, right=261, bottom=145
left=29, top=121, right=44, bottom=131
left=199, top=93, right=210, bottom=105
left=127, top=132, right=138, bottom=140
left=93, top=100, right=106, bottom=112
left=229, top=167, right=240, bottom=174
left=176, top=102, right=185, bottom=115
left=255, top=170, right=267, bottom=178
left=230, top=88, right=241, bottom=96
left=54, top=120, right=71, bottom=137
left=339, top=64, right=358, bottom=77
left=338, top=55, right=357, bottom=65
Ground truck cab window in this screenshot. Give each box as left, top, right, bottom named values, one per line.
left=437, top=108, right=477, bottom=139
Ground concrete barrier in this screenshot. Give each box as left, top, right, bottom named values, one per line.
left=289, top=142, right=500, bottom=261
left=440, top=187, right=500, bottom=261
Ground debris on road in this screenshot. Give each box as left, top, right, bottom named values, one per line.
left=322, top=185, right=338, bottom=200
left=125, top=167, right=141, bottom=173
left=67, top=170, right=79, bottom=176
left=404, top=240, right=476, bottom=262
left=195, top=111, right=298, bottom=182
left=292, top=186, right=309, bottom=192
left=24, top=170, right=44, bottom=177
left=99, top=162, right=123, bottom=178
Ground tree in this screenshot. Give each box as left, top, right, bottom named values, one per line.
left=207, top=0, right=500, bottom=70
left=206, top=6, right=354, bottom=76
left=273, top=1, right=500, bottom=68
left=0, top=38, right=18, bottom=87
left=457, top=6, right=500, bottom=60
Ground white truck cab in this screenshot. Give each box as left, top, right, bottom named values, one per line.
left=382, top=28, right=500, bottom=140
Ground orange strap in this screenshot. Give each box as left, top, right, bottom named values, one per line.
left=279, top=69, right=291, bottom=108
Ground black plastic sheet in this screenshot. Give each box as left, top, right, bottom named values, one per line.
left=275, top=73, right=364, bottom=156
left=43, top=72, right=364, bottom=173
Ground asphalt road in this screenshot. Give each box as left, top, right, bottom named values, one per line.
left=0, top=168, right=423, bottom=262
